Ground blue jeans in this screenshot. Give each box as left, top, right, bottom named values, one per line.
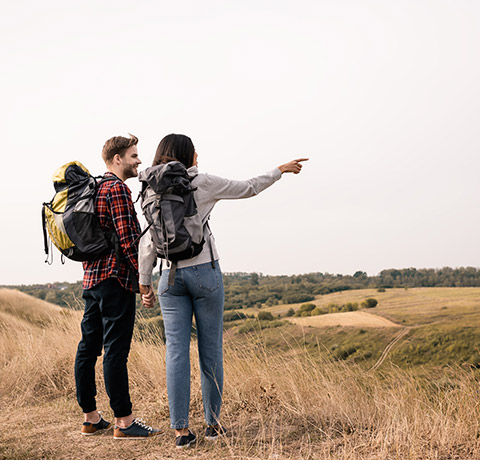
left=159, top=261, right=224, bottom=429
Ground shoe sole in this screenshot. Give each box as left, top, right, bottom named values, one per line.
left=81, top=424, right=113, bottom=436
left=176, top=439, right=196, bottom=449
left=114, top=436, right=152, bottom=440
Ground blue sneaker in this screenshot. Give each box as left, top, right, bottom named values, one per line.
left=81, top=414, right=112, bottom=435
left=175, top=430, right=196, bottom=448
left=113, top=418, right=162, bottom=439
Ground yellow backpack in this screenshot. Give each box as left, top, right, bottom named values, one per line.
left=42, top=161, right=118, bottom=263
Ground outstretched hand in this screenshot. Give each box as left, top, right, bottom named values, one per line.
left=139, top=284, right=156, bottom=308
left=278, top=158, right=309, bottom=174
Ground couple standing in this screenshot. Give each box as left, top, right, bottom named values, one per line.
left=74, top=133, right=307, bottom=448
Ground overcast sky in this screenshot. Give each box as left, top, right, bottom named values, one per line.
left=1, top=0, right=479, bottom=285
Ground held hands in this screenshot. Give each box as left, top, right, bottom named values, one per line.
left=139, top=284, right=156, bottom=308
left=278, top=158, right=309, bottom=174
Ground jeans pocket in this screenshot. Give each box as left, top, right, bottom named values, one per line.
left=158, top=271, right=171, bottom=295
left=193, top=264, right=220, bottom=293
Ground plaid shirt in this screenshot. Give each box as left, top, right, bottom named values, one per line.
left=82, top=172, right=141, bottom=292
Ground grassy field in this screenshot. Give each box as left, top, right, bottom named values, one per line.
left=236, top=287, right=480, bottom=368
left=2, top=287, right=480, bottom=459
left=246, top=287, right=480, bottom=323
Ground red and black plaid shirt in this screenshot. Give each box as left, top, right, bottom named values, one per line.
left=82, top=172, right=141, bottom=292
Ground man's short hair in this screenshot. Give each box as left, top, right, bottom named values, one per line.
left=102, top=134, right=138, bottom=164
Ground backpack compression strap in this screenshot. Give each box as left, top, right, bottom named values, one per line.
left=42, top=204, right=50, bottom=263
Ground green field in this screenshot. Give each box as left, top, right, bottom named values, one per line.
left=231, top=287, right=480, bottom=368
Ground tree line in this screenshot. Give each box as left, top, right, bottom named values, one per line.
left=6, top=266, right=480, bottom=316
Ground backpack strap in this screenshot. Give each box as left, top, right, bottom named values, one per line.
left=205, top=220, right=216, bottom=269
left=41, top=203, right=53, bottom=264
left=98, top=175, right=141, bottom=293
left=168, top=262, right=177, bottom=286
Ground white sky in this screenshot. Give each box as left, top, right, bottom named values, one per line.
left=1, top=0, right=480, bottom=285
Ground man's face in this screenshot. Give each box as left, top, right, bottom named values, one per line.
left=118, top=145, right=141, bottom=179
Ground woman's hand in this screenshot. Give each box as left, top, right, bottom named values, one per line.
left=139, top=284, right=156, bottom=309
left=278, top=158, right=309, bottom=174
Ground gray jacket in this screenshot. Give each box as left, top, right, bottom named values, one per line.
left=138, top=165, right=282, bottom=285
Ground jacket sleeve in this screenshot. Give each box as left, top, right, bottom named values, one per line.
left=138, top=230, right=157, bottom=285
left=205, top=168, right=282, bottom=201
left=107, top=182, right=140, bottom=271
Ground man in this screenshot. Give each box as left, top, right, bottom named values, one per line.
left=74, top=134, right=160, bottom=439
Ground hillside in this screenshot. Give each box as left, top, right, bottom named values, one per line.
left=234, top=287, right=480, bottom=368
left=1, top=288, right=480, bottom=459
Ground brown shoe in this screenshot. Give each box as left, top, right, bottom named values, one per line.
left=81, top=415, right=112, bottom=435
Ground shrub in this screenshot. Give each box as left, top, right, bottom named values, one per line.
left=377, top=287, right=386, bottom=292
left=295, top=303, right=316, bottom=317
left=224, top=310, right=248, bottom=322
left=283, top=293, right=315, bottom=304
left=257, top=311, right=274, bottom=321
left=363, top=298, right=378, bottom=308
left=300, top=303, right=316, bottom=312
left=238, top=319, right=285, bottom=333
left=286, top=308, right=295, bottom=317
left=334, top=345, right=358, bottom=360
left=341, top=302, right=359, bottom=312
left=327, top=303, right=340, bottom=313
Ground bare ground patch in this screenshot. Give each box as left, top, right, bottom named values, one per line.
left=289, top=311, right=401, bottom=328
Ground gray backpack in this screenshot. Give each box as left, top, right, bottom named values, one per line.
left=138, top=161, right=213, bottom=284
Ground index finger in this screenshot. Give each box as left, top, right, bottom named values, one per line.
left=295, top=158, right=309, bottom=163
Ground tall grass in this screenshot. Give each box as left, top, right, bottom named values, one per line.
left=1, top=288, right=479, bottom=459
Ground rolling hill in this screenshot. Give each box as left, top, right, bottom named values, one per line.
left=1, top=287, right=480, bottom=459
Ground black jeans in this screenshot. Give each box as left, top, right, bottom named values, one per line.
left=74, top=278, right=136, bottom=418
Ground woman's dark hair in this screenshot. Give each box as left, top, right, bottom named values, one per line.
left=153, top=134, right=195, bottom=168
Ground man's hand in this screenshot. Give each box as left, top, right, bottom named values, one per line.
left=139, top=284, right=156, bottom=309
left=278, top=158, right=309, bottom=174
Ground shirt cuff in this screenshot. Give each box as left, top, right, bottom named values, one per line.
left=139, top=272, right=152, bottom=286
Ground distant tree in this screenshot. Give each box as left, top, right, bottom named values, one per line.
left=341, top=302, right=359, bottom=312
left=362, top=298, right=378, bottom=308
left=299, top=303, right=316, bottom=312
left=286, top=308, right=295, bottom=317
left=258, top=311, right=274, bottom=321
left=327, top=303, right=340, bottom=313
left=295, top=303, right=316, bottom=316
left=224, top=311, right=248, bottom=322
left=283, top=294, right=315, bottom=304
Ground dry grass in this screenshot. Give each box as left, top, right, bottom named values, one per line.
left=250, top=287, right=480, bottom=323
left=289, top=311, right=400, bottom=328
left=1, top=288, right=480, bottom=459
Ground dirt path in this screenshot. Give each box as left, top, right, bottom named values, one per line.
left=370, top=327, right=412, bottom=371
left=289, top=311, right=401, bottom=328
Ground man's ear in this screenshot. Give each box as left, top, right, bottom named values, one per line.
left=112, top=153, right=121, bottom=165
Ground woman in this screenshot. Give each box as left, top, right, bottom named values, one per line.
left=138, top=133, right=307, bottom=448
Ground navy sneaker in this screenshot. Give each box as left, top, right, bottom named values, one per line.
left=205, top=425, right=227, bottom=441
left=175, top=430, right=196, bottom=449
left=113, top=418, right=162, bottom=440
left=81, top=414, right=112, bottom=436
